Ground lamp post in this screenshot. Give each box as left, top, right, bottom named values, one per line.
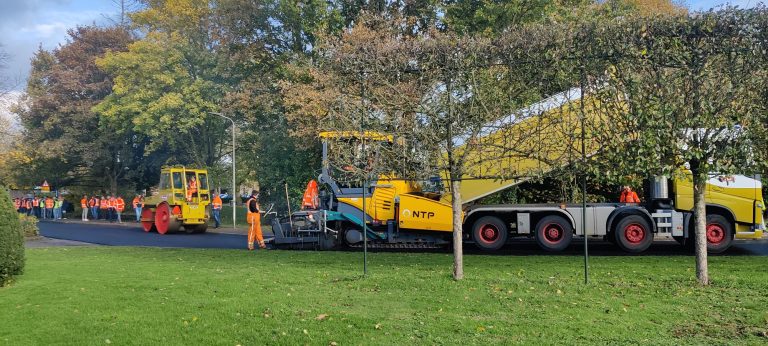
left=209, top=112, right=236, bottom=230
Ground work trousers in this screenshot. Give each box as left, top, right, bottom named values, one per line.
left=91, top=207, right=99, bottom=219
left=116, top=211, right=122, bottom=223
left=213, top=209, right=221, bottom=228
left=247, top=215, right=265, bottom=250
left=53, top=207, right=62, bottom=220
left=44, top=208, right=52, bottom=219
left=135, top=207, right=142, bottom=222
left=82, top=207, right=88, bottom=221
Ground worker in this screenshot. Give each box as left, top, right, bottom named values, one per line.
left=32, top=196, right=40, bottom=218
left=211, top=190, right=223, bottom=229
left=107, top=195, right=116, bottom=222
left=620, top=186, right=641, bottom=203
left=81, top=195, right=89, bottom=221
left=44, top=197, right=54, bottom=219
left=246, top=190, right=266, bottom=250
left=13, top=198, right=21, bottom=213
left=99, top=195, right=109, bottom=220
left=301, top=180, right=320, bottom=210
left=89, top=195, right=99, bottom=220
left=132, top=195, right=143, bottom=223
left=115, top=196, right=125, bottom=223
left=53, top=196, right=63, bottom=220
left=186, top=175, right=198, bottom=201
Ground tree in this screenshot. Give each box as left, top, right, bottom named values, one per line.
left=15, top=27, right=135, bottom=191
left=586, top=7, right=768, bottom=285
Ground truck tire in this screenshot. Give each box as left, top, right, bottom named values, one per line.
left=472, top=216, right=508, bottom=251
left=534, top=215, right=573, bottom=252
left=614, top=215, right=653, bottom=253
left=704, top=214, right=733, bottom=254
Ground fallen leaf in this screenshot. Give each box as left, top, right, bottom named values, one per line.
left=316, top=314, right=328, bottom=321
left=375, top=324, right=382, bottom=330
left=329, top=342, right=338, bottom=346
left=303, top=329, right=308, bottom=335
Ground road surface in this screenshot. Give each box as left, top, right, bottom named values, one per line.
left=37, top=220, right=768, bottom=255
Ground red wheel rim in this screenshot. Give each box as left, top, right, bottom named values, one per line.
left=542, top=223, right=564, bottom=244
left=155, top=203, right=170, bottom=235
left=141, top=208, right=155, bottom=232
left=478, top=224, right=499, bottom=244
left=706, top=224, right=725, bottom=245
left=624, top=223, right=646, bottom=244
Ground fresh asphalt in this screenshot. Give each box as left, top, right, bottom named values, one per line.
left=37, top=220, right=768, bottom=256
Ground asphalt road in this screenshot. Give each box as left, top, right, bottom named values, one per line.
left=38, top=220, right=768, bottom=256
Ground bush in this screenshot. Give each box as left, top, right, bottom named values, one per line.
left=18, top=214, right=39, bottom=237
left=0, top=187, right=25, bottom=286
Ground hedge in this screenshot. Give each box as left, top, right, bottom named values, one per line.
left=0, top=187, right=25, bottom=286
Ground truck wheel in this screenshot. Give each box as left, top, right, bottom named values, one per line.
left=534, top=215, right=573, bottom=252
left=155, top=203, right=174, bottom=234
left=472, top=216, right=508, bottom=251
left=141, top=208, right=156, bottom=232
left=614, top=215, right=653, bottom=253
left=704, top=214, right=733, bottom=254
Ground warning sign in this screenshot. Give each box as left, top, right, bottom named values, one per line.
left=41, top=180, right=50, bottom=192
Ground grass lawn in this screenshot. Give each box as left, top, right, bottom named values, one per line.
left=1, top=248, right=767, bottom=345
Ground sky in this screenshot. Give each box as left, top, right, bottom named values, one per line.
left=0, top=0, right=763, bottom=115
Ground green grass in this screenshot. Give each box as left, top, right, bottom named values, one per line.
left=2, top=248, right=768, bottom=345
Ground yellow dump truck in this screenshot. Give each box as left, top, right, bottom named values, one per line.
left=271, top=90, right=765, bottom=253
left=141, top=166, right=211, bottom=234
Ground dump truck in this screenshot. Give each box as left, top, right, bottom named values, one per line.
left=141, top=166, right=211, bottom=234
left=272, top=90, right=765, bottom=253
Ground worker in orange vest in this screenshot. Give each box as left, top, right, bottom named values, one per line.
left=620, top=186, right=641, bottom=203
left=211, top=191, right=223, bottom=229
left=186, top=175, right=198, bottom=201
left=44, top=196, right=54, bottom=219
left=32, top=196, right=40, bottom=218
left=80, top=195, right=89, bottom=221
left=246, top=190, right=266, bottom=250
left=89, top=195, right=99, bottom=220
left=132, top=195, right=143, bottom=223
left=13, top=198, right=21, bottom=213
left=24, top=198, right=33, bottom=216
left=106, top=195, right=116, bottom=222
left=115, top=196, right=125, bottom=223
left=99, top=195, right=109, bottom=220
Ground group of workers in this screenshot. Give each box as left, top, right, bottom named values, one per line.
left=80, top=194, right=144, bottom=223
left=13, top=196, right=64, bottom=219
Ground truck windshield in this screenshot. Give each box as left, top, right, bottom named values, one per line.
left=198, top=174, right=208, bottom=190
left=173, top=172, right=183, bottom=189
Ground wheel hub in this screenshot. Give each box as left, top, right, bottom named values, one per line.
left=624, top=224, right=645, bottom=244
left=480, top=225, right=499, bottom=243
left=706, top=224, right=725, bottom=244
left=544, top=225, right=563, bottom=242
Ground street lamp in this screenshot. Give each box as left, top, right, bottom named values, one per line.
left=209, top=112, right=236, bottom=230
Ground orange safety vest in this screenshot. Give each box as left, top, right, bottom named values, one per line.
left=108, top=198, right=116, bottom=209
left=246, top=197, right=260, bottom=224
left=81, top=198, right=87, bottom=208
left=301, top=180, right=319, bottom=210
left=45, top=198, right=54, bottom=209
left=212, top=196, right=222, bottom=210
left=100, top=198, right=108, bottom=209
left=13, top=199, right=20, bottom=209
left=188, top=179, right=198, bottom=192
left=116, top=198, right=125, bottom=212
left=132, top=197, right=140, bottom=208
left=620, top=190, right=640, bottom=203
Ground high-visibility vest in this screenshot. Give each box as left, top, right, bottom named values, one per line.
left=45, top=198, right=54, bottom=209
left=81, top=198, right=87, bottom=208
left=89, top=197, right=96, bottom=207
left=116, top=198, right=125, bottom=212
left=108, top=198, right=116, bottom=208
left=100, top=198, right=108, bottom=209
left=188, top=179, right=197, bottom=191
left=26, top=200, right=32, bottom=209
left=212, top=196, right=222, bottom=210
left=132, top=197, right=141, bottom=208
left=54, top=200, right=62, bottom=209
left=13, top=199, right=20, bottom=209
left=301, top=180, right=319, bottom=210
left=246, top=197, right=261, bottom=224
left=620, top=190, right=641, bottom=203
left=33, top=198, right=40, bottom=207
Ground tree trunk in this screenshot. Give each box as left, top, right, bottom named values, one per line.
left=692, top=174, right=709, bottom=285
left=451, top=178, right=464, bottom=280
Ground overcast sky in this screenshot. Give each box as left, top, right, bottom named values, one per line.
left=0, top=0, right=762, bottom=96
